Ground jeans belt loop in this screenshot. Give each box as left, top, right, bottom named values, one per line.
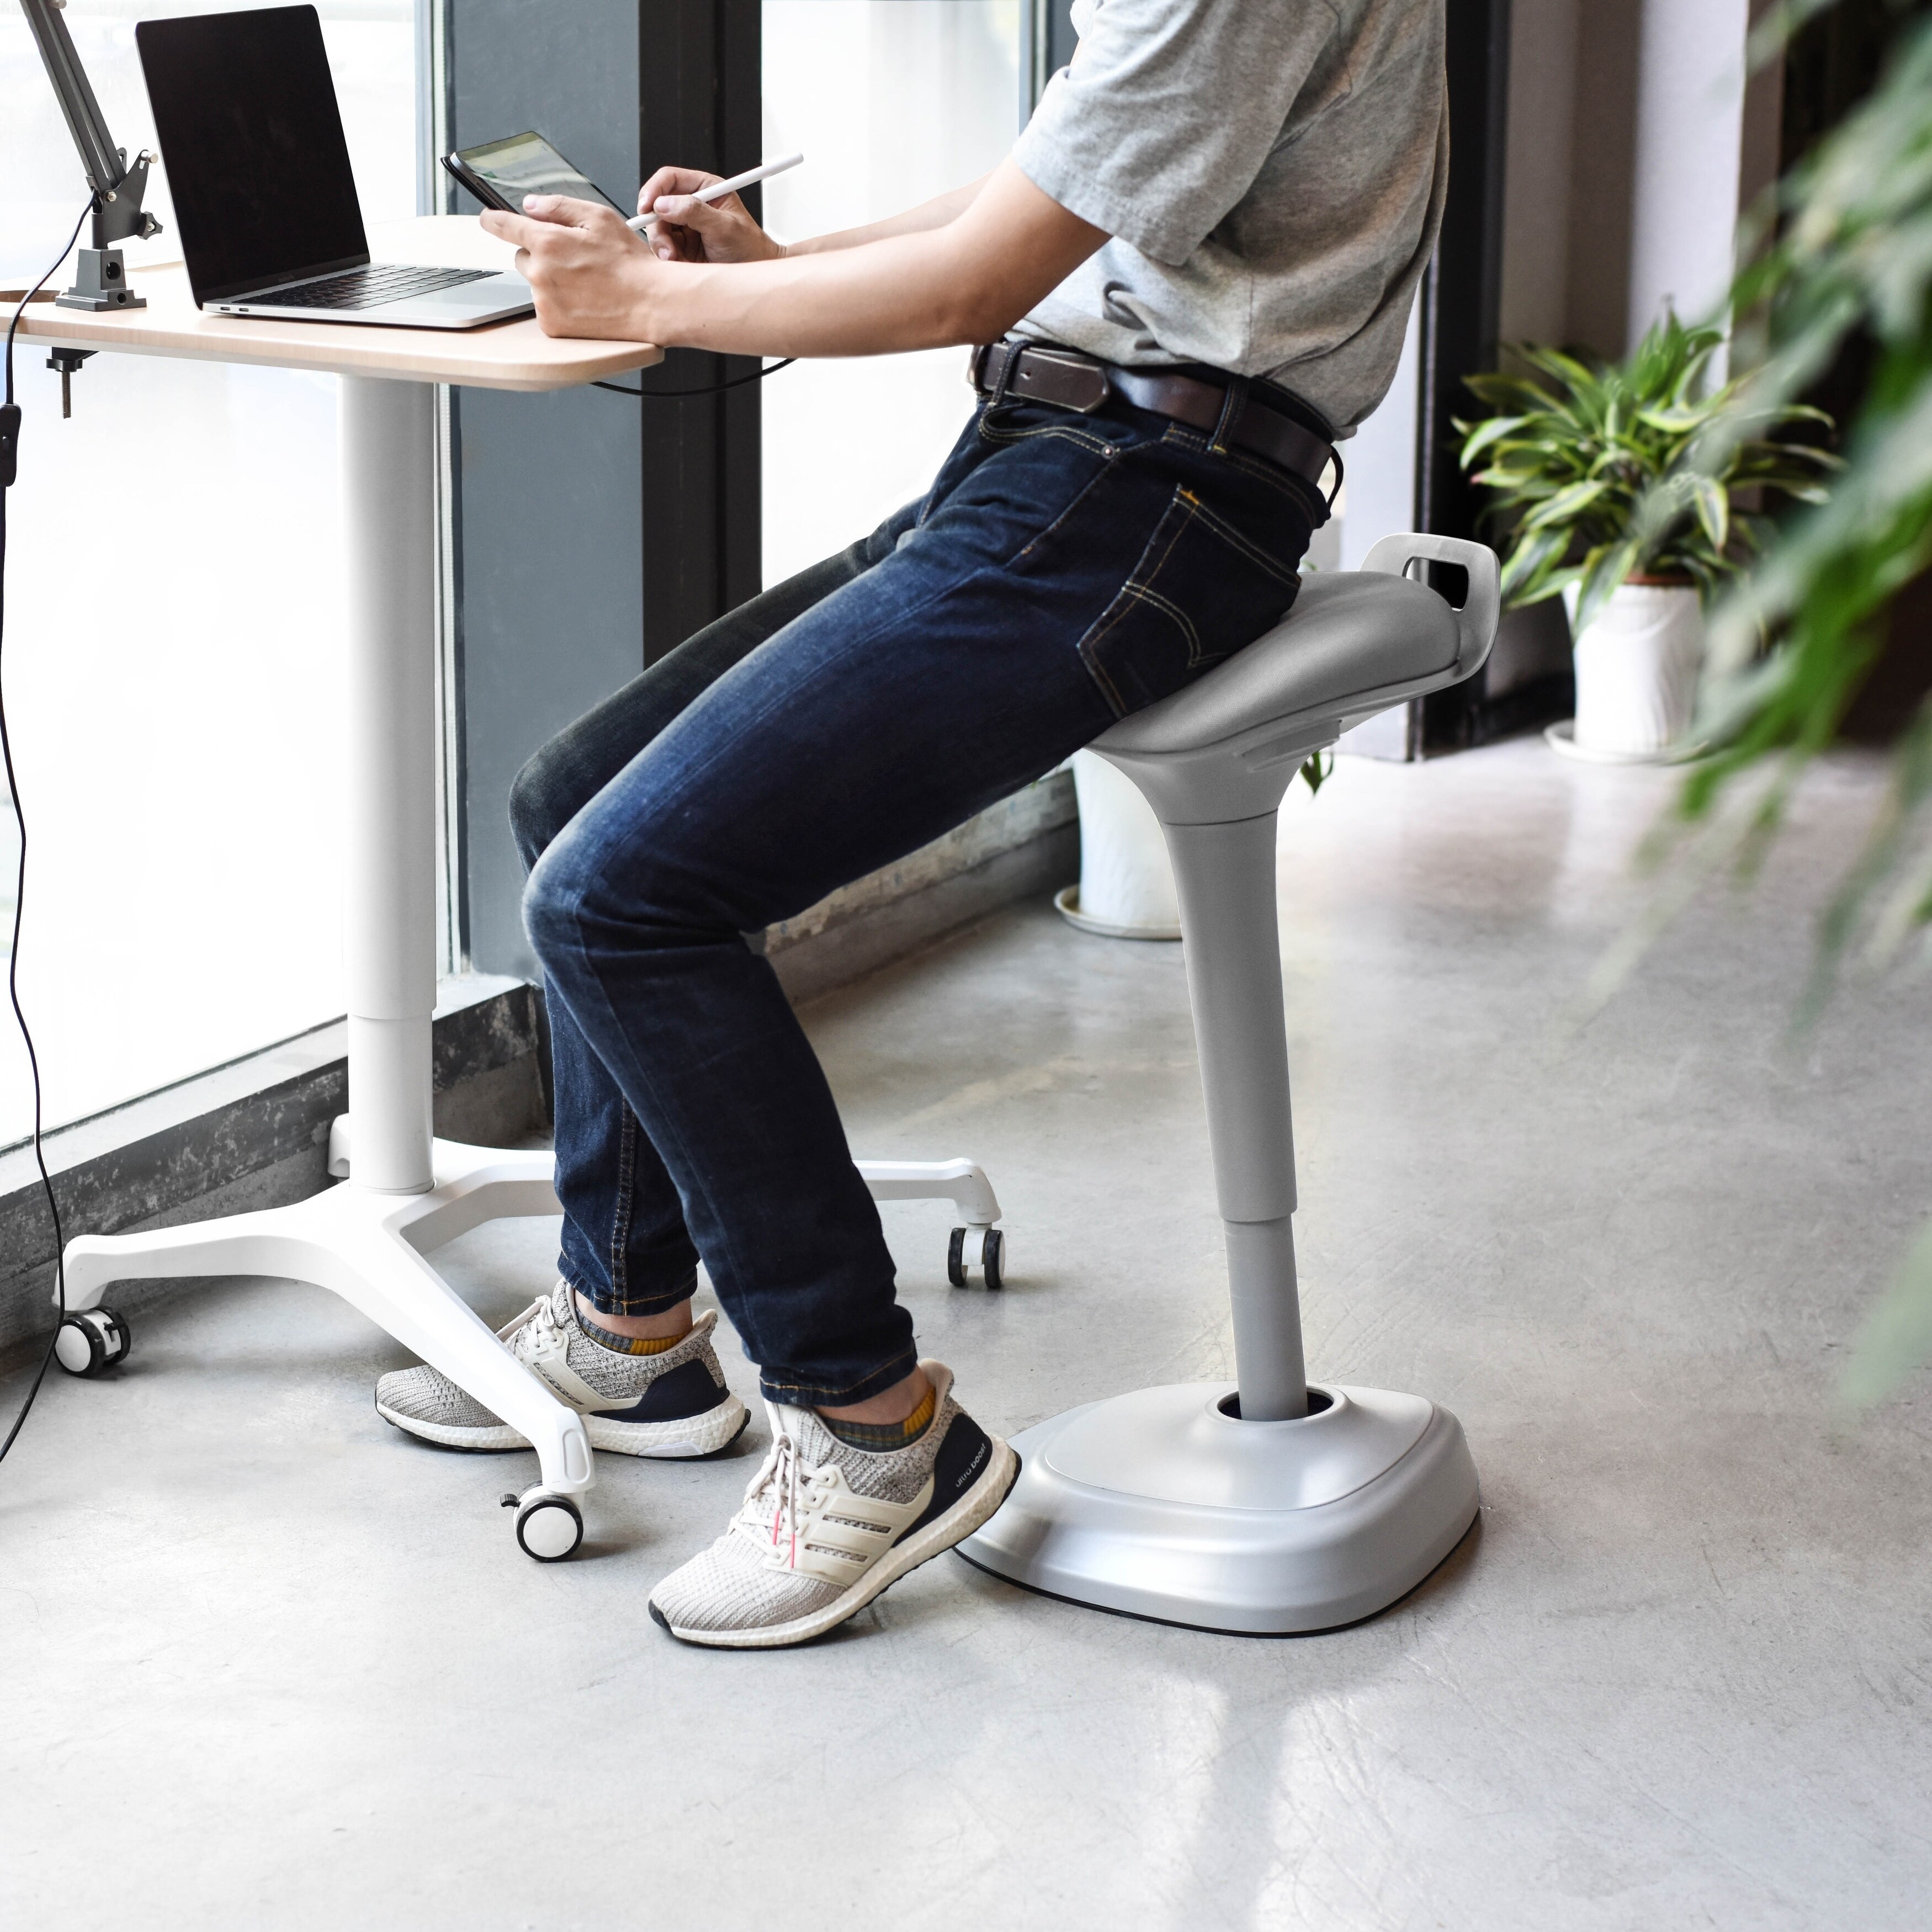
left=986, top=339, right=1020, bottom=411
left=1209, top=373, right=1249, bottom=457
left=1321, top=443, right=1346, bottom=514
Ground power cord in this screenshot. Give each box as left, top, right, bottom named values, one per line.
left=0, top=197, right=93, bottom=1468
left=593, top=355, right=795, bottom=399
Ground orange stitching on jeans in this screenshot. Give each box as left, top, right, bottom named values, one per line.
left=1161, top=421, right=1325, bottom=521
left=1124, top=582, right=1210, bottom=665
left=1183, top=493, right=1303, bottom=588
left=1140, top=487, right=1202, bottom=583
left=1074, top=487, right=1201, bottom=713
left=609, top=1102, right=638, bottom=1309
left=1015, top=452, right=1121, bottom=564
left=979, top=421, right=1119, bottom=458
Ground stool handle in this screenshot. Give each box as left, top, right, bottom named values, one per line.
left=1360, top=533, right=1501, bottom=681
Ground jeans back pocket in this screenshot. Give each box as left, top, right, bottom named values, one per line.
left=1076, top=486, right=1305, bottom=718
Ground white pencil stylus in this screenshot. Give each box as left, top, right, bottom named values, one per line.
left=627, top=151, right=804, bottom=233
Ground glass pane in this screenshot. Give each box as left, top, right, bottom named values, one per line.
left=0, top=1, right=417, bottom=1145
left=760, top=1, right=1020, bottom=587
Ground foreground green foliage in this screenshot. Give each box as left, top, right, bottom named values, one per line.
left=1455, top=316, right=1835, bottom=631
left=1666, top=8, right=1932, bottom=1406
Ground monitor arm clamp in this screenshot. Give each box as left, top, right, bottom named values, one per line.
left=20, top=0, right=163, bottom=313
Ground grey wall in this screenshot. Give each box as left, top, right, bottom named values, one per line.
left=1497, top=0, right=1580, bottom=348
left=447, top=0, right=644, bottom=978
left=1564, top=0, right=1643, bottom=358
left=1624, top=0, right=1754, bottom=349
left=1500, top=0, right=1780, bottom=363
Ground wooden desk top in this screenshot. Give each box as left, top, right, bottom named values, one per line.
left=12, top=217, right=662, bottom=393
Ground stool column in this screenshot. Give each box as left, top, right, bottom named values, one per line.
left=340, top=376, right=438, bottom=1194
left=1163, top=813, right=1308, bottom=1420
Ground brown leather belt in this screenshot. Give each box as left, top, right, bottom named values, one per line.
left=969, top=341, right=1341, bottom=508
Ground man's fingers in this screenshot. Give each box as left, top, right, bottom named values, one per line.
left=651, top=193, right=742, bottom=231
left=486, top=197, right=640, bottom=284
left=479, top=206, right=553, bottom=250
left=520, top=193, right=627, bottom=229
left=638, top=166, right=723, bottom=213
left=649, top=220, right=697, bottom=262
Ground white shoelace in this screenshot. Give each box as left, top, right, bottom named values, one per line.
left=500, top=1294, right=564, bottom=1362
left=730, top=1427, right=832, bottom=1571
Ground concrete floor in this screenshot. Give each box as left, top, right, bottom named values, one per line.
left=4, top=738, right=1930, bottom=1929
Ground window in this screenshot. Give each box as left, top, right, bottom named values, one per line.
left=760, top=1, right=1021, bottom=585
left=0, top=0, right=419, bottom=1145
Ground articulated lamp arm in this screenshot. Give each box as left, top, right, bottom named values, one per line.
left=18, top=0, right=160, bottom=317
left=19, top=0, right=161, bottom=251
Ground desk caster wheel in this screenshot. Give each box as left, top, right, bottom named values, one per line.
left=502, top=1485, right=583, bottom=1562
left=948, top=1226, right=1006, bottom=1291
left=54, top=1307, right=131, bottom=1377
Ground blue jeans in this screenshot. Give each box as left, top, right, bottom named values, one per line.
left=514, top=385, right=1319, bottom=1405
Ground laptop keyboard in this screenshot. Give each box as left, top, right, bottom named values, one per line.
left=261, top=264, right=492, bottom=310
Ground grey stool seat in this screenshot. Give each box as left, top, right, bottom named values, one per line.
left=961, top=533, right=1501, bottom=1634
left=1103, top=570, right=1458, bottom=752
left=1098, top=532, right=1498, bottom=822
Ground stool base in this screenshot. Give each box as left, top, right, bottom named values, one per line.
left=958, top=1381, right=1478, bottom=1634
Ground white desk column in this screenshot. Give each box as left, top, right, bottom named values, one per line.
left=341, top=376, right=438, bottom=1195
left=28, top=238, right=668, bottom=1556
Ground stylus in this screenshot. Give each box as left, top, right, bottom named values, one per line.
left=625, top=152, right=804, bottom=232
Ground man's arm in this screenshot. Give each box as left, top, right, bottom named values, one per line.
left=481, top=157, right=1106, bottom=357
left=633, top=167, right=990, bottom=263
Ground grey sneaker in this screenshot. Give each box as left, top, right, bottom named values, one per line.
left=374, top=1282, right=748, bottom=1458
left=647, top=1359, right=1017, bottom=1649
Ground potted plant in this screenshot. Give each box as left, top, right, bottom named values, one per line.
left=1456, top=314, right=1837, bottom=760
left=1056, top=748, right=1183, bottom=940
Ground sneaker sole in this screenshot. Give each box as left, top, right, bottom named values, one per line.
left=648, top=1436, right=1021, bottom=1650
left=376, top=1393, right=750, bottom=1461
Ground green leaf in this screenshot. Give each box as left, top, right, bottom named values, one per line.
left=1572, top=539, right=1641, bottom=633
left=1457, top=413, right=1533, bottom=466
left=1518, top=344, right=1604, bottom=398
left=1462, top=372, right=1558, bottom=416
left=1636, top=406, right=1713, bottom=434
left=1520, top=477, right=1611, bottom=534
left=1690, top=474, right=1729, bottom=552
left=1840, top=1216, right=1932, bottom=1412
left=1497, top=526, right=1572, bottom=608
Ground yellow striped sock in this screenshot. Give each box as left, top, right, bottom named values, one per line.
left=821, top=1383, right=937, bottom=1452
left=576, top=1308, right=684, bottom=1355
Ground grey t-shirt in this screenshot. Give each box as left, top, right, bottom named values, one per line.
left=1011, top=0, right=1447, bottom=436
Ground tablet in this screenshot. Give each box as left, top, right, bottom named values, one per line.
left=444, top=132, right=628, bottom=218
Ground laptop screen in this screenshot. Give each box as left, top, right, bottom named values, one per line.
left=137, top=6, right=368, bottom=305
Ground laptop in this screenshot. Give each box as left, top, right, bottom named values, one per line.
left=137, top=6, right=533, bottom=328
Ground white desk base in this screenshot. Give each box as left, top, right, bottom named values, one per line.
left=60, top=1127, right=1005, bottom=1561
left=64, top=1137, right=594, bottom=1488
left=52, top=373, right=1006, bottom=1559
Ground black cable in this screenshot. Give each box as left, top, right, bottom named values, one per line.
left=0, top=197, right=92, bottom=1468
left=594, top=355, right=796, bottom=399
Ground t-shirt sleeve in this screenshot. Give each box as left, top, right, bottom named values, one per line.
left=1013, top=0, right=1339, bottom=267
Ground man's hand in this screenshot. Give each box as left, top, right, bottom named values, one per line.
left=475, top=157, right=1106, bottom=356
left=479, top=195, right=657, bottom=339
left=636, top=167, right=783, bottom=264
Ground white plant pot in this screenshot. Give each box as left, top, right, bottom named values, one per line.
left=1563, top=580, right=1705, bottom=760
left=1055, top=747, right=1182, bottom=940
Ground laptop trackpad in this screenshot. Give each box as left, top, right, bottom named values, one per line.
left=437, top=276, right=530, bottom=306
